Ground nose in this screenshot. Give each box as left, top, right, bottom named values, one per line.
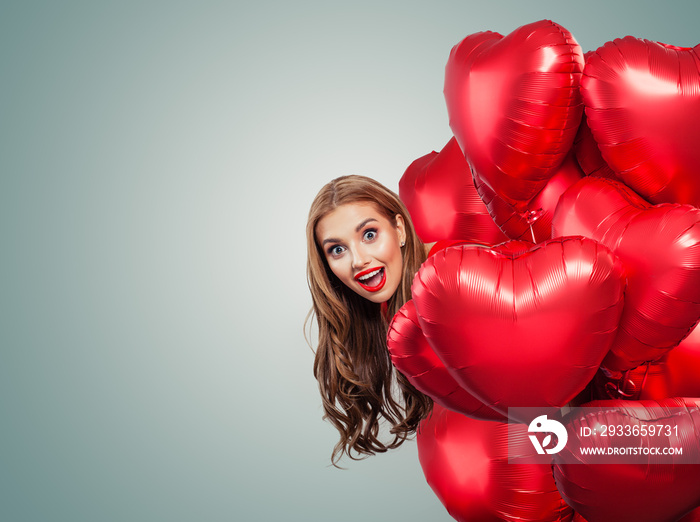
left=350, top=244, right=371, bottom=271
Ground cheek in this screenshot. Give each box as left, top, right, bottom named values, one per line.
left=327, top=258, right=352, bottom=284
left=383, top=238, right=403, bottom=265
left=379, top=239, right=403, bottom=276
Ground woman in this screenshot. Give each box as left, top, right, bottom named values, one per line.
left=306, top=175, right=435, bottom=465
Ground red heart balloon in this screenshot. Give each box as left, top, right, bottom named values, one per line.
left=681, top=508, right=700, bottom=522
left=553, top=398, right=700, bottom=522
left=574, top=504, right=700, bottom=521
left=417, top=404, right=575, bottom=522
left=444, top=19, right=584, bottom=210
left=387, top=299, right=504, bottom=421
left=553, top=177, right=700, bottom=371
left=572, top=52, right=617, bottom=181
left=590, top=324, right=700, bottom=402
left=399, top=137, right=508, bottom=244
left=638, top=325, right=700, bottom=400
left=475, top=151, right=583, bottom=243
left=411, top=237, right=625, bottom=419
left=582, top=37, right=700, bottom=206
left=573, top=114, right=617, bottom=180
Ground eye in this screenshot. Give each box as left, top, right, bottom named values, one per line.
left=327, top=245, right=346, bottom=257
left=363, top=229, right=377, bottom=241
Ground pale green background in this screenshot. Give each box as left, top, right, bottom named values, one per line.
left=1, top=1, right=697, bottom=521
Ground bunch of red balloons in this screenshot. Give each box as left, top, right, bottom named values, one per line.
left=389, top=19, right=700, bottom=522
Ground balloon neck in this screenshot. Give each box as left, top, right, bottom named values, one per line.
left=604, top=379, right=636, bottom=399
left=601, top=366, right=651, bottom=401
left=517, top=208, right=544, bottom=243
left=519, top=208, right=544, bottom=225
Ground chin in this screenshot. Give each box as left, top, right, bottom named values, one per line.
left=363, top=285, right=398, bottom=304
left=366, top=293, right=388, bottom=304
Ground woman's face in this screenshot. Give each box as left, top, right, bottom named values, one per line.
left=316, top=201, right=406, bottom=304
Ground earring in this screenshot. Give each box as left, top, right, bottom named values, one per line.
left=401, top=241, right=405, bottom=247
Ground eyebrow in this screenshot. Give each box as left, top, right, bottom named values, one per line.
left=355, top=218, right=378, bottom=232
left=321, top=218, right=379, bottom=246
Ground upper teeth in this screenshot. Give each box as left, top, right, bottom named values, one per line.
left=359, top=269, right=381, bottom=281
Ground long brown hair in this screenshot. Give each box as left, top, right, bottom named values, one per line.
left=306, top=175, right=432, bottom=465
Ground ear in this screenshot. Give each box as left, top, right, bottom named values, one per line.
left=395, top=214, right=407, bottom=246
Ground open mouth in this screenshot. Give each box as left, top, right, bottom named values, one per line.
left=355, top=267, right=386, bottom=292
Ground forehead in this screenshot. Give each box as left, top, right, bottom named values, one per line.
left=315, top=202, right=390, bottom=242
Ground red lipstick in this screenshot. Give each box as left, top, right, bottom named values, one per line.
left=354, top=267, right=386, bottom=292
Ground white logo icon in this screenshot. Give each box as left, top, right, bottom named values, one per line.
left=528, top=415, right=568, bottom=455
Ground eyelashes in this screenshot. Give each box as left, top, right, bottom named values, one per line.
left=325, top=228, right=380, bottom=258
left=363, top=228, right=378, bottom=241
left=328, top=245, right=345, bottom=257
